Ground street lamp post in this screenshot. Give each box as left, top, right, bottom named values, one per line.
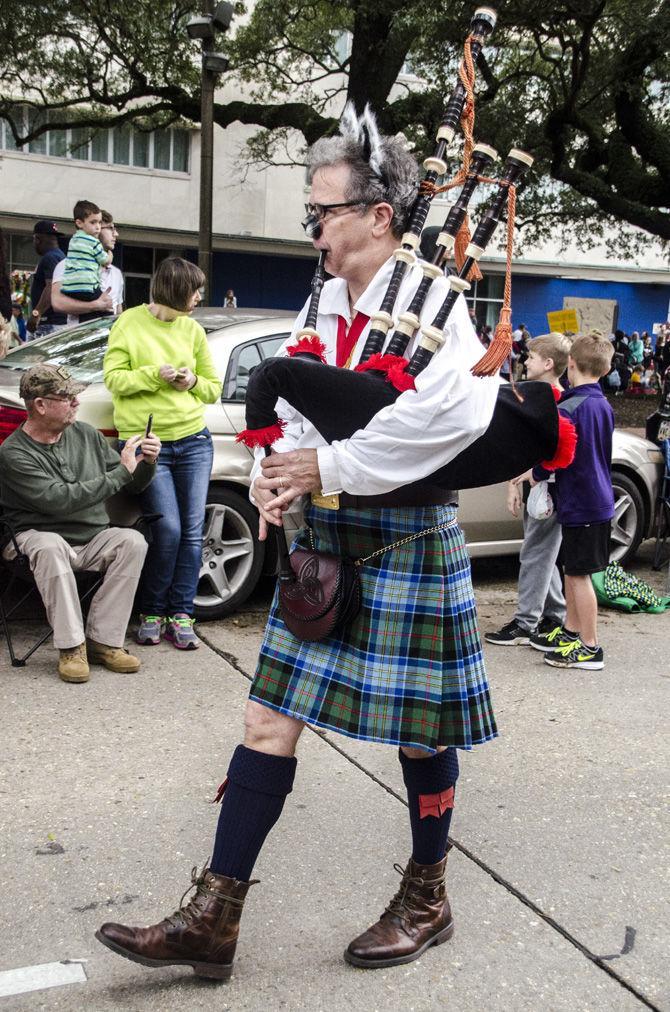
left=186, top=2, right=234, bottom=305
left=199, top=0, right=215, bottom=303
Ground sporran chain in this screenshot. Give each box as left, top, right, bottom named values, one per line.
left=306, top=518, right=457, bottom=566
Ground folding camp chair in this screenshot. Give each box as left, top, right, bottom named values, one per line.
left=0, top=514, right=161, bottom=668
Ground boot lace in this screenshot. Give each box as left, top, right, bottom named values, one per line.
left=164, top=865, right=258, bottom=929
left=384, top=863, right=426, bottom=921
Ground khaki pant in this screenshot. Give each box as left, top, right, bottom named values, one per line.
left=2, top=527, right=148, bottom=649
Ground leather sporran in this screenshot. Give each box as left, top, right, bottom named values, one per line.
left=278, top=548, right=361, bottom=642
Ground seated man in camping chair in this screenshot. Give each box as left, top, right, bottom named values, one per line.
left=0, top=364, right=160, bottom=683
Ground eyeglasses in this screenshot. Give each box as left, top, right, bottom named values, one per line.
left=303, top=201, right=368, bottom=222
left=40, top=395, right=78, bottom=404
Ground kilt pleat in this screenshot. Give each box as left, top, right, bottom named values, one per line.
left=249, top=503, right=497, bottom=752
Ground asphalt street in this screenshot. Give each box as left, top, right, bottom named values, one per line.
left=0, top=542, right=668, bottom=1010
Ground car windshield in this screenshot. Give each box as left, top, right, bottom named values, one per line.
left=0, top=319, right=113, bottom=382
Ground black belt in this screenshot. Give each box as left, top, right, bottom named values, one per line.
left=339, top=486, right=458, bottom=509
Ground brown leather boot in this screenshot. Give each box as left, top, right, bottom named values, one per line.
left=96, top=866, right=257, bottom=980
left=344, top=853, right=454, bottom=968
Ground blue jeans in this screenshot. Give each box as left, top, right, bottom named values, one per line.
left=136, top=428, right=213, bottom=616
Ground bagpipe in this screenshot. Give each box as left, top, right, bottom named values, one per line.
left=237, top=6, right=576, bottom=576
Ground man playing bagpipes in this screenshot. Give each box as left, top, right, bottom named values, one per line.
left=97, top=7, right=574, bottom=980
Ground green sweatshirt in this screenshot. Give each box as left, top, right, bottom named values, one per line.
left=104, top=304, right=222, bottom=441
left=0, top=421, right=155, bottom=544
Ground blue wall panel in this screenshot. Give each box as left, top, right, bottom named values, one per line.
left=512, top=274, right=670, bottom=337
left=211, top=250, right=317, bottom=310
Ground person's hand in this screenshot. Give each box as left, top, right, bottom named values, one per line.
left=159, top=363, right=178, bottom=383
left=171, top=367, right=196, bottom=391
left=506, top=481, right=522, bottom=518
left=26, top=313, right=38, bottom=334
left=94, top=287, right=114, bottom=313
left=260, top=448, right=322, bottom=511
left=119, top=435, right=144, bottom=474
left=140, top=433, right=161, bottom=463
left=251, top=477, right=287, bottom=541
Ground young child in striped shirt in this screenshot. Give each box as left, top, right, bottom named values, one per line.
left=61, top=200, right=112, bottom=303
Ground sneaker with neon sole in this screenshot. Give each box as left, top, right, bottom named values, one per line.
left=484, top=620, right=531, bottom=646
left=529, top=623, right=577, bottom=652
left=544, top=639, right=604, bottom=670
left=136, top=615, right=165, bottom=646
left=165, top=613, right=200, bottom=650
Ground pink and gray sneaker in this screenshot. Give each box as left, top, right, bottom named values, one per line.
left=165, top=613, right=200, bottom=650
left=136, top=615, right=165, bottom=646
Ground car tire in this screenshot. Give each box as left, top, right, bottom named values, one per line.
left=609, top=471, right=645, bottom=566
left=194, top=486, right=265, bottom=621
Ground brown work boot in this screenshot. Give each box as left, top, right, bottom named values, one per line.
left=58, top=644, right=89, bottom=683
left=344, top=852, right=454, bottom=968
left=87, top=639, right=141, bottom=673
left=96, top=866, right=257, bottom=980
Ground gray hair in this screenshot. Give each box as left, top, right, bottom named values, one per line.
left=307, top=134, right=419, bottom=239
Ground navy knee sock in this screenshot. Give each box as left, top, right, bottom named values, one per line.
left=210, top=745, right=297, bottom=881
left=399, top=748, right=459, bottom=866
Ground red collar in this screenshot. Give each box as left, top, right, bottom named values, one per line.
left=336, top=312, right=370, bottom=368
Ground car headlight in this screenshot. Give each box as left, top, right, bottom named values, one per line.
left=646, top=447, right=664, bottom=463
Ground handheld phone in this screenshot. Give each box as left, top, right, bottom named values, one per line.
left=145, top=413, right=153, bottom=437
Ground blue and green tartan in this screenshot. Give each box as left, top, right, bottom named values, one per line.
left=250, top=504, right=497, bottom=752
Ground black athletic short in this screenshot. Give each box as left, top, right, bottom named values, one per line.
left=561, top=521, right=611, bottom=576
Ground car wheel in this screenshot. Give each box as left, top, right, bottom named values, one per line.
left=609, top=471, right=645, bottom=566
left=194, top=487, right=265, bottom=621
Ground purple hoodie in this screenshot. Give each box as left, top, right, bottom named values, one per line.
left=534, top=383, right=615, bottom=525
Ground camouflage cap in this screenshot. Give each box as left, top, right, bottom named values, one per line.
left=19, top=363, right=87, bottom=401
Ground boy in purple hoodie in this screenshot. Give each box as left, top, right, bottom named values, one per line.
left=534, top=331, right=615, bottom=670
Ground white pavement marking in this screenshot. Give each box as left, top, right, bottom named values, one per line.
left=0, top=960, right=87, bottom=998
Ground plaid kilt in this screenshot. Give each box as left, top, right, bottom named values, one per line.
left=249, top=503, right=497, bottom=752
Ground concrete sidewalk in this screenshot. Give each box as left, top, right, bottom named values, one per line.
left=0, top=557, right=668, bottom=1009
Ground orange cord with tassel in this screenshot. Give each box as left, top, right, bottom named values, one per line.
left=471, top=183, right=517, bottom=378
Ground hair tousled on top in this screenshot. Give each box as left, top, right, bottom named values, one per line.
left=307, top=102, right=418, bottom=239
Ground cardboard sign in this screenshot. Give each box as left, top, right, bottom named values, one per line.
left=547, top=309, right=579, bottom=334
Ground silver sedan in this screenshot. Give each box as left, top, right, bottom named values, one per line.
left=0, top=310, right=663, bottom=620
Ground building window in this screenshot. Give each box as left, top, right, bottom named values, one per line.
left=123, top=245, right=191, bottom=308
left=466, top=274, right=504, bottom=329
left=70, top=126, right=91, bottom=160
left=153, top=129, right=171, bottom=171
left=172, top=130, right=189, bottom=173
left=27, top=109, right=47, bottom=155
left=91, top=130, right=109, bottom=163
left=0, top=106, right=190, bottom=174
left=113, top=125, right=131, bottom=165
left=133, top=130, right=149, bottom=168
left=7, top=233, right=38, bottom=273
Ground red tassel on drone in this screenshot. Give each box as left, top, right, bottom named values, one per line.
left=236, top=419, right=286, bottom=449
left=386, top=361, right=416, bottom=392
left=354, top=353, right=416, bottom=391
left=354, top=352, right=404, bottom=376
left=540, top=415, right=577, bottom=471
left=286, top=335, right=327, bottom=363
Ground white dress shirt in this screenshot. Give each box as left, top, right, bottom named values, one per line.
left=250, top=255, right=500, bottom=498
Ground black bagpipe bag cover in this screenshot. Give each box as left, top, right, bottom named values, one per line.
left=244, top=356, right=559, bottom=491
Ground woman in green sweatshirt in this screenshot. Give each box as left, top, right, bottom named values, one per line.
left=104, top=257, right=222, bottom=649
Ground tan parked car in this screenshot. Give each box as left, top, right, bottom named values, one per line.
left=0, top=311, right=664, bottom=620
